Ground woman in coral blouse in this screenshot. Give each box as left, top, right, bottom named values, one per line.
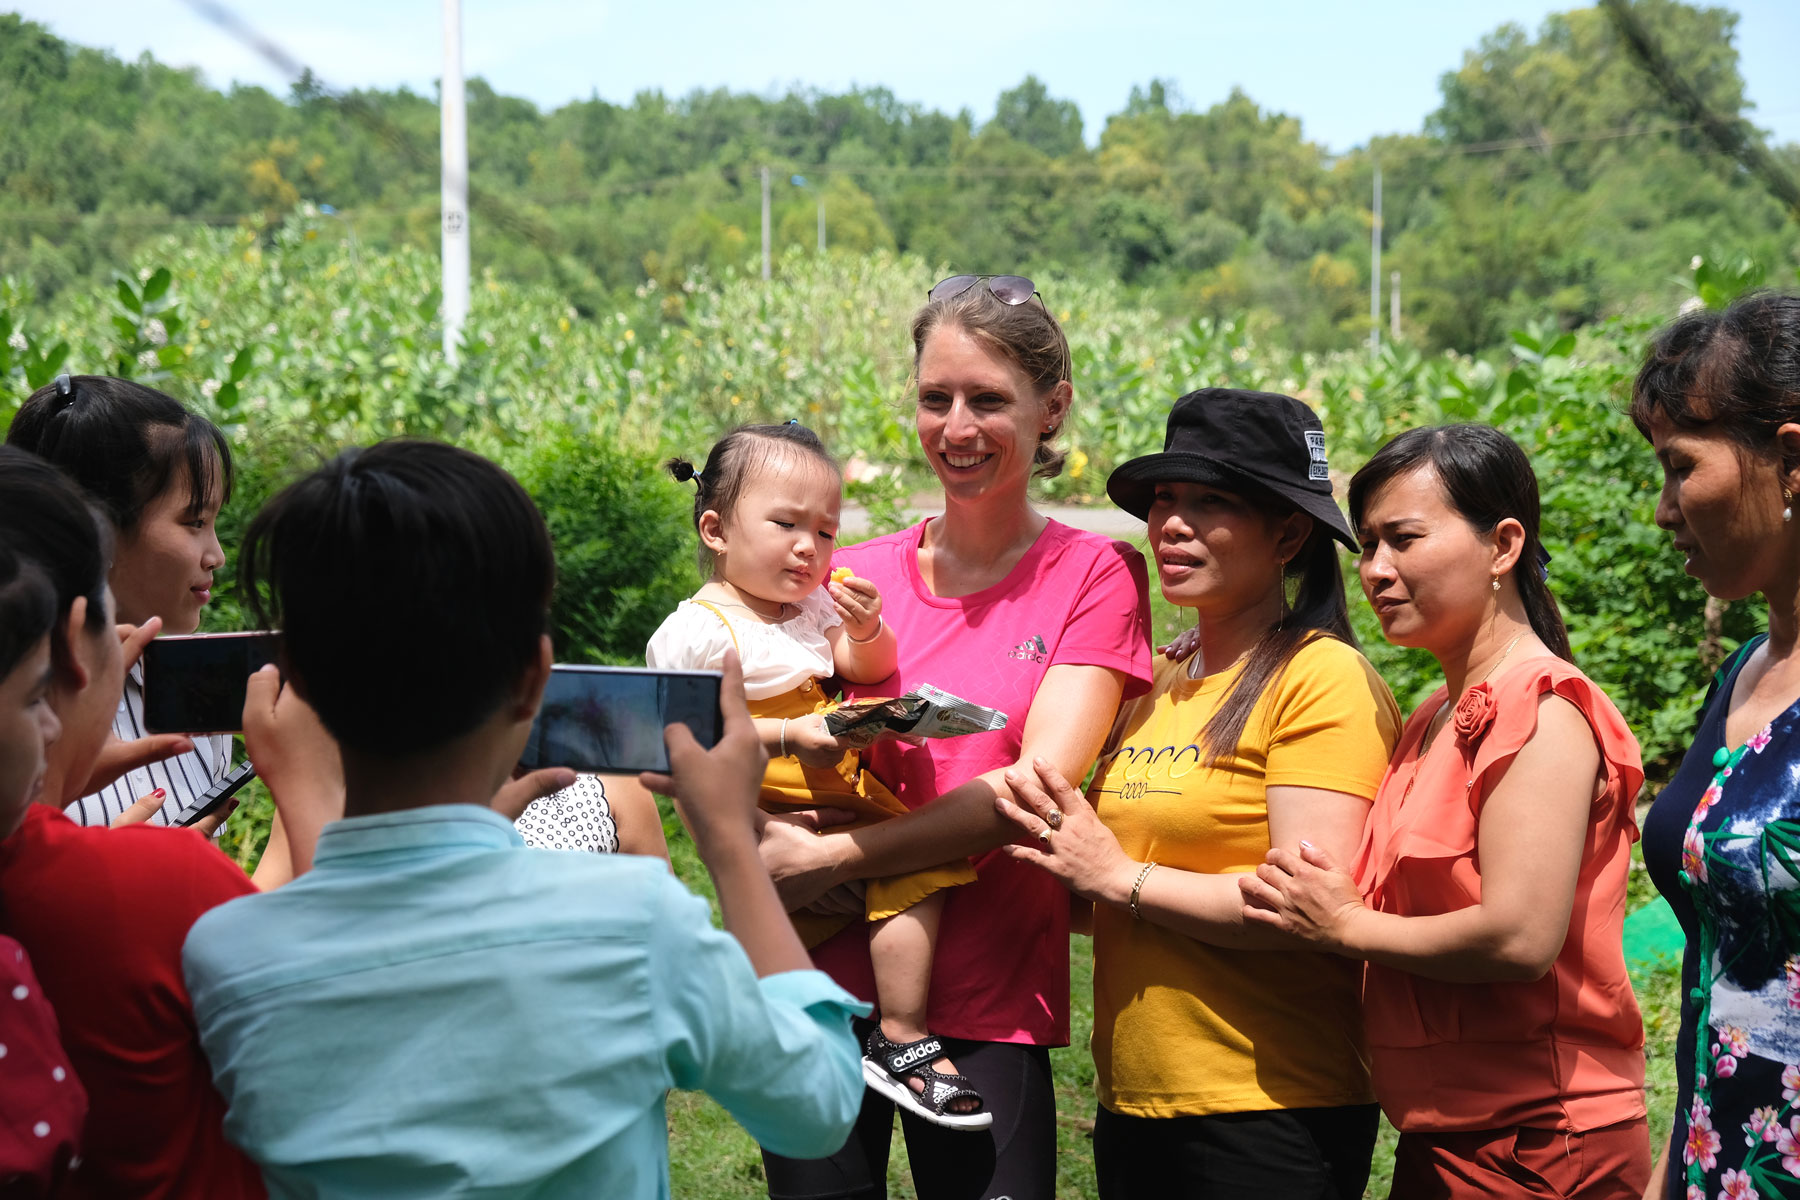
left=1241, top=424, right=1650, bottom=1199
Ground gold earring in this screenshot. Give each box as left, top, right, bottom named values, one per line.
left=1491, top=573, right=1501, bottom=592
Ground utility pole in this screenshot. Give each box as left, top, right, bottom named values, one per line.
left=791, top=175, right=825, bottom=253
left=1368, top=164, right=1382, bottom=358
left=760, top=166, right=771, bottom=281
left=1390, top=269, right=1401, bottom=341
left=440, top=0, right=469, bottom=364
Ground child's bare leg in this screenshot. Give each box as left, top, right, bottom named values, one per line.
left=869, top=892, right=978, bottom=1113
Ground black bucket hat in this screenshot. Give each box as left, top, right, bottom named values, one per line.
left=1106, top=387, right=1357, bottom=551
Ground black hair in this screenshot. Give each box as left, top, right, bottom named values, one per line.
left=666, top=422, right=839, bottom=576
left=911, top=286, right=1073, bottom=479
left=7, top=374, right=234, bottom=534
left=1630, top=292, right=1800, bottom=466
left=1198, top=508, right=1358, bottom=765
left=1348, top=424, right=1572, bottom=661
left=0, top=447, right=114, bottom=673
left=0, top=545, right=56, bottom=682
left=240, top=440, right=556, bottom=757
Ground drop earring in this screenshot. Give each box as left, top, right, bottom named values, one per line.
left=1491, top=573, right=1501, bottom=592
left=1785, top=487, right=1793, bottom=524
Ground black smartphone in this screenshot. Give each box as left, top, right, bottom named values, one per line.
left=177, top=761, right=258, bottom=828
left=519, top=666, right=724, bottom=775
left=142, top=632, right=279, bottom=735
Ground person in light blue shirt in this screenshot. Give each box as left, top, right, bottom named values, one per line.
left=181, top=440, right=866, bottom=1198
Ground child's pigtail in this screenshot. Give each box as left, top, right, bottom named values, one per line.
left=666, top=457, right=711, bottom=577
left=664, top=457, right=702, bottom=488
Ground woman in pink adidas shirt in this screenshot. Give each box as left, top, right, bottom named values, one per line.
left=758, top=274, right=1154, bottom=1200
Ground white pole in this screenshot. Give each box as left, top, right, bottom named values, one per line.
left=761, top=166, right=772, bottom=281
left=440, top=0, right=469, bottom=364
left=817, top=193, right=826, bottom=254
left=1390, top=269, right=1401, bottom=341
left=1369, top=164, right=1382, bottom=358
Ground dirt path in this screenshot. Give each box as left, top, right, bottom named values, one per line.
left=841, top=500, right=1144, bottom=542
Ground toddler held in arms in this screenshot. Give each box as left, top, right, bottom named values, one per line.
left=648, top=422, right=990, bottom=1130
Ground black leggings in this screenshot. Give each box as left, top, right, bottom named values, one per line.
left=1092, top=1102, right=1381, bottom=1200
left=762, top=1022, right=1057, bottom=1200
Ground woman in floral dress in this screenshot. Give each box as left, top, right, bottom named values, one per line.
left=1635, top=292, right=1800, bottom=1200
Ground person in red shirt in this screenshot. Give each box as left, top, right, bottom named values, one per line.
left=0, top=541, right=87, bottom=1197
left=0, top=447, right=267, bottom=1200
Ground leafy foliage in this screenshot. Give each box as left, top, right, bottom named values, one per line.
left=505, top=433, right=697, bottom=665
left=1, top=3, right=1792, bottom=355
left=1, top=224, right=1771, bottom=785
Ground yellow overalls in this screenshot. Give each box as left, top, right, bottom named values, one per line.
left=691, top=600, right=976, bottom=946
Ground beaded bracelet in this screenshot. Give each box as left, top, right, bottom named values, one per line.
left=1129, top=861, right=1158, bottom=920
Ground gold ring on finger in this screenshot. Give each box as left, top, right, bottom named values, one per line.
left=1036, top=829, right=1051, bottom=848
left=1045, top=809, right=1063, bottom=831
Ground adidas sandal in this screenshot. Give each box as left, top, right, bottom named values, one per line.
left=861, top=1029, right=993, bottom=1132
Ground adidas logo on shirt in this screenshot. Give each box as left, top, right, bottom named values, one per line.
left=1007, top=634, right=1047, bottom=664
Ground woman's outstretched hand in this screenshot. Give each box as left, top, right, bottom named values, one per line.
left=1238, top=841, right=1366, bottom=950
left=757, top=810, right=849, bottom=911
left=994, top=757, right=1137, bottom=906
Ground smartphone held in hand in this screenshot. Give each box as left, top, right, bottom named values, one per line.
left=519, top=666, right=723, bottom=775
left=142, top=631, right=279, bottom=735
left=177, top=761, right=258, bottom=828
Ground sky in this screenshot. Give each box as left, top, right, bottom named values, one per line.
left=11, top=0, right=1800, bottom=153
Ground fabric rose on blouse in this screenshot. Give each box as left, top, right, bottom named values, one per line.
left=1451, top=682, right=1498, bottom=747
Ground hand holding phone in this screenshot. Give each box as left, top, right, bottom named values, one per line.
left=177, top=762, right=258, bottom=828
left=240, top=665, right=343, bottom=878
left=638, top=652, right=768, bottom=848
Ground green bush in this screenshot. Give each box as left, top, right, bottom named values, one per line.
left=504, top=431, right=698, bottom=665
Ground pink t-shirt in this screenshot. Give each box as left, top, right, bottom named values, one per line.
left=820, top=518, right=1153, bottom=1045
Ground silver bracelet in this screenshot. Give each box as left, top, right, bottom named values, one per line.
left=1129, top=861, right=1158, bottom=920
left=779, top=717, right=789, bottom=759
left=846, top=617, right=884, bottom=645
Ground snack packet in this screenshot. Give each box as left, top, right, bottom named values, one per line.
left=823, top=684, right=1008, bottom=740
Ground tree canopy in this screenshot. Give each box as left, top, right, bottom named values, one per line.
left=1, top=0, right=1792, bottom=353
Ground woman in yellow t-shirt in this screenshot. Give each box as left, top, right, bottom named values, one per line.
left=997, top=388, right=1400, bottom=1199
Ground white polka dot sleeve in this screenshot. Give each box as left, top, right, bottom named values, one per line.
left=513, top=775, right=620, bottom=854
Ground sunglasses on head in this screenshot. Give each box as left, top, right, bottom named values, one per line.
left=928, top=275, right=1043, bottom=308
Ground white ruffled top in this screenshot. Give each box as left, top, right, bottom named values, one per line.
left=645, top=589, right=842, bottom=701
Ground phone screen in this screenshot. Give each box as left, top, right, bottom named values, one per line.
left=519, top=666, right=723, bottom=775
left=142, top=632, right=279, bottom=735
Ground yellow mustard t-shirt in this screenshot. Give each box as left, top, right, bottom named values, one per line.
left=1088, top=635, right=1401, bottom=1118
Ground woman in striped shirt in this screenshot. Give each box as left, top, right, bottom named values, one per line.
left=7, top=374, right=235, bottom=827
